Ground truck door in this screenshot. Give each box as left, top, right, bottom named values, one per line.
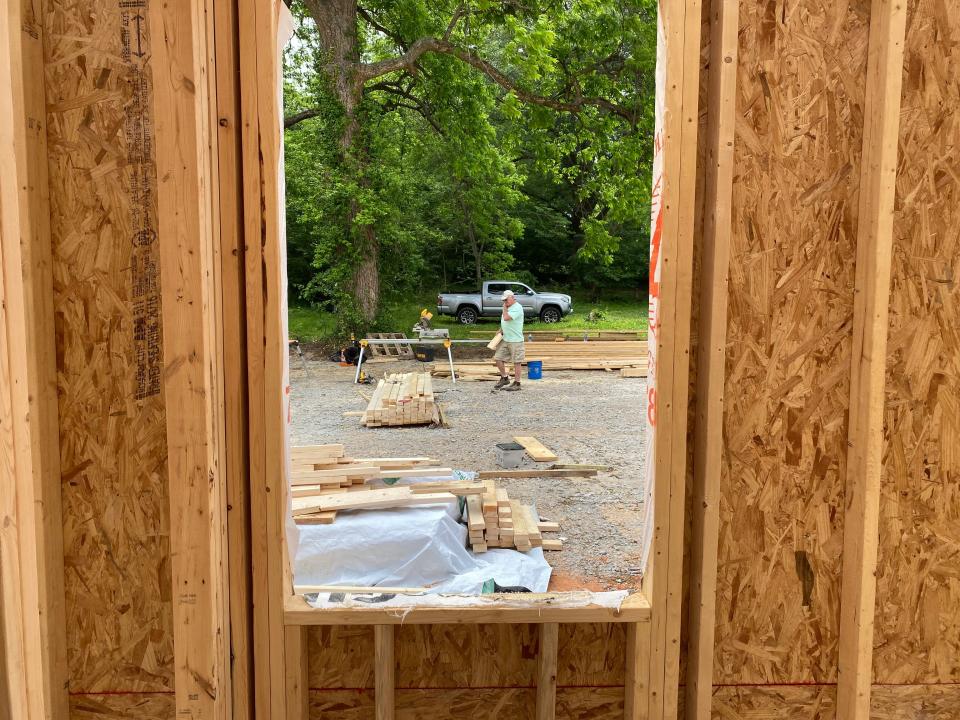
left=484, top=283, right=508, bottom=315
left=511, top=284, right=537, bottom=317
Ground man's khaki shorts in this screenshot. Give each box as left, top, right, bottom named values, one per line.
left=494, top=341, right=526, bottom=363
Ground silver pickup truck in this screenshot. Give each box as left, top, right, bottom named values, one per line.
left=437, top=281, right=573, bottom=325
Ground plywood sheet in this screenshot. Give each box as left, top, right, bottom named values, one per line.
left=714, top=0, right=870, bottom=684
left=396, top=624, right=537, bottom=688
left=43, top=0, right=173, bottom=698
left=711, top=685, right=836, bottom=719
left=873, top=0, right=960, bottom=686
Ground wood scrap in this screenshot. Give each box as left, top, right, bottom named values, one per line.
left=476, top=468, right=597, bottom=479
left=513, top=436, right=558, bottom=462
left=294, top=511, right=337, bottom=525
left=409, top=481, right=485, bottom=495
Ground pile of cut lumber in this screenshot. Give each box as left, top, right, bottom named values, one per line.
left=361, top=372, right=439, bottom=426
left=465, top=479, right=562, bottom=553
left=431, top=340, right=648, bottom=379
left=290, top=444, right=451, bottom=524
left=468, top=329, right=643, bottom=341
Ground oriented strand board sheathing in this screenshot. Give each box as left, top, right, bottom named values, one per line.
left=42, top=0, right=173, bottom=699
left=870, top=685, right=960, bottom=719
left=556, top=623, right=626, bottom=686
left=713, top=0, right=870, bottom=685
left=873, top=0, right=960, bottom=686
left=69, top=694, right=175, bottom=719
left=711, top=685, right=837, bottom=719
left=396, top=624, right=538, bottom=688
left=308, top=626, right=375, bottom=689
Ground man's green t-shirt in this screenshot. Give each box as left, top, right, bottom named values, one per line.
left=501, top=301, right=525, bottom=342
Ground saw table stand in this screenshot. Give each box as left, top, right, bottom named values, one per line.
left=353, top=337, right=490, bottom=384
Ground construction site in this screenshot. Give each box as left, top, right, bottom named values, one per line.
left=3, top=0, right=960, bottom=718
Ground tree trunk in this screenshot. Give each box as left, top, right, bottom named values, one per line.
left=304, top=0, right=380, bottom=323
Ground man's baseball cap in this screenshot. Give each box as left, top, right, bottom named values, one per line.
left=502, top=289, right=515, bottom=299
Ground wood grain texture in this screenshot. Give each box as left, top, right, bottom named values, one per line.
left=557, top=623, right=626, bottom=687
left=837, top=0, right=907, bottom=716
left=0, top=0, right=69, bottom=715
left=42, top=0, right=175, bottom=697
left=685, top=0, right=739, bottom=716
left=536, top=624, right=558, bottom=720
left=714, top=0, right=870, bottom=685
left=873, top=0, right=960, bottom=686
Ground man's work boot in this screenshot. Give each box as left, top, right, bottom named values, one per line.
left=494, top=376, right=511, bottom=389
left=504, top=381, right=522, bottom=391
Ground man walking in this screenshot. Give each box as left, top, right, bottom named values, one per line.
left=494, top=289, right=525, bottom=391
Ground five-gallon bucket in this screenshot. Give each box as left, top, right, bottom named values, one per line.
left=527, top=360, right=543, bottom=380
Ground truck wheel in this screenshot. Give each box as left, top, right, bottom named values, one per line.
left=539, top=306, right=561, bottom=324
left=456, top=306, right=479, bottom=324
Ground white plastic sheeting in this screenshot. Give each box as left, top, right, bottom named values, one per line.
left=293, top=477, right=552, bottom=594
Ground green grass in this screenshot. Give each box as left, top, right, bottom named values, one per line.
left=288, top=292, right=648, bottom=343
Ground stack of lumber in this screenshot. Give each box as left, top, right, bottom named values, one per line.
left=290, top=445, right=451, bottom=524
left=431, top=340, right=648, bottom=379
left=361, top=372, right=440, bottom=426
left=465, top=479, right=562, bottom=553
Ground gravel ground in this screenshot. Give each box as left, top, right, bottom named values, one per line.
left=288, top=355, right=647, bottom=592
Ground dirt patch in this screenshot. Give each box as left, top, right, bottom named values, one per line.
left=288, top=356, right=647, bottom=591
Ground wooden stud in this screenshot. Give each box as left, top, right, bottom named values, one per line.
left=0, top=0, right=69, bottom=716
left=685, top=0, right=738, bottom=717
left=284, top=626, right=309, bottom=720
left=375, top=625, right=396, bottom=720
left=536, top=623, right=559, bottom=720
left=837, top=0, right=907, bottom=718
left=150, top=0, right=231, bottom=712
left=625, top=621, right=652, bottom=720
left=213, top=0, right=253, bottom=713
left=640, top=0, right=703, bottom=717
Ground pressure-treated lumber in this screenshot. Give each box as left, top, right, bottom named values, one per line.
left=837, top=1, right=907, bottom=718
left=536, top=623, right=559, bottom=720
left=684, top=0, right=738, bottom=717
left=0, top=1, right=69, bottom=716
left=150, top=0, right=231, bottom=710
left=375, top=625, right=396, bottom=720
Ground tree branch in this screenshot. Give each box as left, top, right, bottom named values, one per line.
left=444, top=4, right=467, bottom=40
left=358, top=37, right=633, bottom=121
left=357, top=6, right=408, bottom=49
left=285, top=108, right=321, bottom=129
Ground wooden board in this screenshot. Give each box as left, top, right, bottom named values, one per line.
left=292, top=488, right=456, bottom=515
left=477, top=469, right=596, bottom=479
left=513, top=437, right=558, bottom=462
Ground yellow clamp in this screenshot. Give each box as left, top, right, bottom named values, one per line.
left=360, top=339, right=369, bottom=348
left=443, top=338, right=451, bottom=349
